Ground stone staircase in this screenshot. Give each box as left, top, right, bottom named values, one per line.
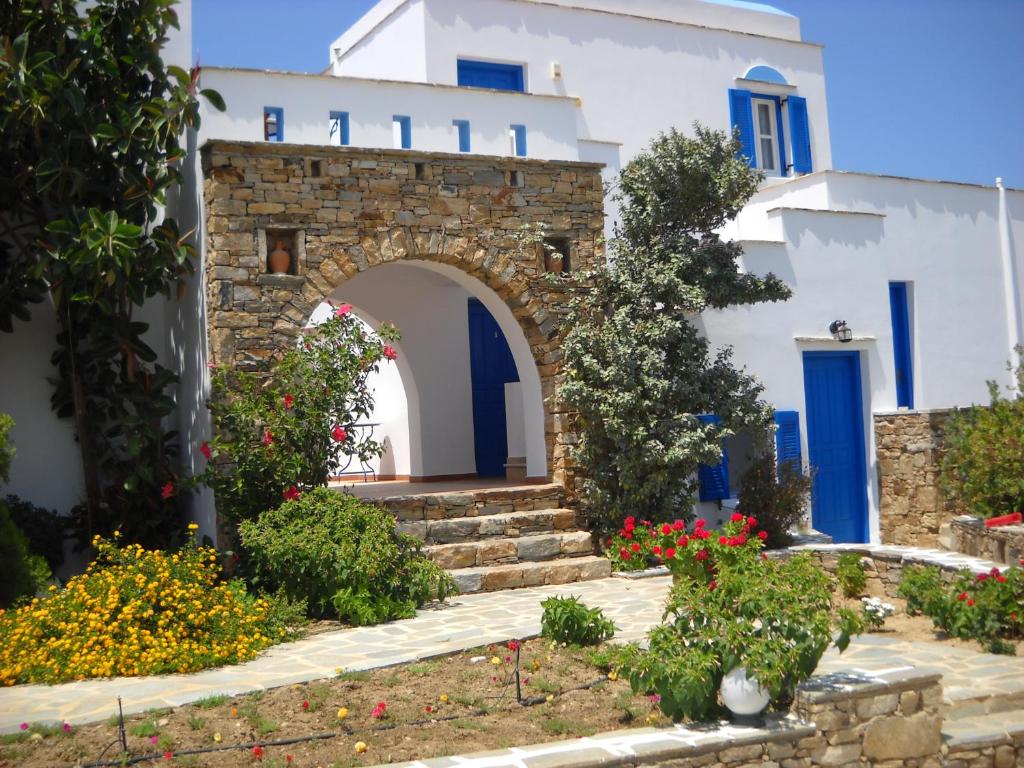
left=367, top=483, right=610, bottom=593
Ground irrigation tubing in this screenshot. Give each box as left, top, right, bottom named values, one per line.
left=78, top=675, right=612, bottom=767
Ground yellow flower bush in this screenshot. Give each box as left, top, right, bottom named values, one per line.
left=0, top=533, right=299, bottom=685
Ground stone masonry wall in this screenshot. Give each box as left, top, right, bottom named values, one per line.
left=201, top=141, right=604, bottom=486
left=951, top=516, right=1024, bottom=567
left=875, top=409, right=964, bottom=547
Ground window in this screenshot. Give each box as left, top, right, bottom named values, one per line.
left=263, top=107, right=284, bottom=142
left=728, top=88, right=812, bottom=175
left=697, top=411, right=802, bottom=500
left=889, top=282, right=914, bottom=409
left=392, top=115, right=411, bottom=149
left=510, top=124, right=527, bottom=157
left=457, top=59, right=525, bottom=92
left=453, top=119, right=471, bottom=153
left=752, top=98, right=779, bottom=175
left=329, top=111, right=350, bottom=146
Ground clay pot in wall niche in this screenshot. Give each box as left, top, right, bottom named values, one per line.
left=269, top=240, right=291, bottom=274
left=545, top=252, right=565, bottom=274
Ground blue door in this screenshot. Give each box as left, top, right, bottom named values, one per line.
left=468, top=299, right=519, bottom=477
left=802, top=352, right=868, bottom=543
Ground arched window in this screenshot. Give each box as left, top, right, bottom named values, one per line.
left=743, top=65, right=788, bottom=85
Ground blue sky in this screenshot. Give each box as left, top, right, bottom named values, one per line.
left=193, top=0, right=1024, bottom=187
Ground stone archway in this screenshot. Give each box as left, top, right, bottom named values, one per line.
left=201, top=140, right=604, bottom=484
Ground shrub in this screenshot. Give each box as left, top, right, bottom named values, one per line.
left=6, top=496, right=66, bottom=573
left=238, top=488, right=456, bottom=625
left=617, top=550, right=860, bottom=722
left=540, top=596, right=616, bottom=646
left=836, top=552, right=868, bottom=598
left=860, top=597, right=894, bottom=631
left=941, top=352, right=1024, bottom=519
left=898, top=564, right=1023, bottom=654
left=737, top=454, right=811, bottom=548
left=200, top=309, right=400, bottom=523
left=0, top=531, right=301, bottom=685
left=0, top=500, right=50, bottom=609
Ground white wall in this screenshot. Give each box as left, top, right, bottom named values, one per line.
left=702, top=171, right=1018, bottom=540
left=332, top=0, right=427, bottom=81
left=419, top=0, right=831, bottom=170
left=199, top=68, right=581, bottom=161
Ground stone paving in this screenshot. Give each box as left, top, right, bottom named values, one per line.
left=0, top=574, right=671, bottom=734
left=3, top=543, right=1023, bottom=735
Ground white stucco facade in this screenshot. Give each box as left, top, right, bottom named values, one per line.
left=3, top=0, right=1022, bottom=546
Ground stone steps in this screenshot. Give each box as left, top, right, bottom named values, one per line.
left=945, top=685, right=1024, bottom=721
left=400, top=507, right=579, bottom=544
left=449, top=554, right=612, bottom=594
left=373, top=483, right=564, bottom=522
left=427, top=530, right=594, bottom=569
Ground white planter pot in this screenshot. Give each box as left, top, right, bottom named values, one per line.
left=719, top=667, right=770, bottom=724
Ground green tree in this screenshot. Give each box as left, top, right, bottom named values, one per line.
left=0, top=0, right=223, bottom=545
left=561, top=126, right=791, bottom=530
left=941, top=349, right=1024, bottom=519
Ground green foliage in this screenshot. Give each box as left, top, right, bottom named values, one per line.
left=201, top=310, right=399, bottom=523
left=562, top=126, right=790, bottom=531
left=540, top=595, right=616, bottom=646
left=941, top=352, right=1024, bottom=519
left=238, top=487, right=456, bottom=624
left=0, top=500, right=50, bottom=608
left=618, top=553, right=859, bottom=722
left=737, top=454, right=811, bottom=548
left=0, top=414, right=13, bottom=483
left=836, top=553, right=868, bottom=598
left=6, top=495, right=66, bottom=573
left=0, top=0, right=224, bottom=547
left=898, top=565, right=1023, bottom=653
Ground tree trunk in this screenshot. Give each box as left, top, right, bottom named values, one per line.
left=61, top=308, right=102, bottom=537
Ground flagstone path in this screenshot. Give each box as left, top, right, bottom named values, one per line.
left=3, top=543, right=1023, bottom=735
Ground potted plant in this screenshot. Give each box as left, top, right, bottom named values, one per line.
left=544, top=249, right=565, bottom=274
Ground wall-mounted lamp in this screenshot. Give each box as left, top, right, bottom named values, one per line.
left=829, top=320, right=853, bottom=343
left=551, top=61, right=562, bottom=79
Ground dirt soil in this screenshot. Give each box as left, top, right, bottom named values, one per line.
left=0, top=639, right=665, bottom=768
left=4, top=594, right=1019, bottom=768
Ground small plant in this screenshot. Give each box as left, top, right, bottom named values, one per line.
left=239, top=487, right=456, bottom=624
left=736, top=453, right=811, bottom=548
left=896, top=565, right=947, bottom=616
left=860, top=597, right=894, bottom=631
left=540, top=595, right=616, bottom=646
left=0, top=500, right=51, bottom=609
left=186, top=714, right=206, bottom=731
left=836, top=552, right=868, bottom=598
left=194, top=694, right=230, bottom=710
left=239, top=702, right=278, bottom=735
left=941, top=350, right=1024, bottom=520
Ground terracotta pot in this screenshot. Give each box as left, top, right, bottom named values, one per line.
left=269, top=240, right=291, bottom=274
left=545, top=253, right=565, bottom=274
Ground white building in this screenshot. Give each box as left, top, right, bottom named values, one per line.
left=2, top=0, right=1022, bottom=547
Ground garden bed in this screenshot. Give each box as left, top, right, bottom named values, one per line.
left=0, top=638, right=666, bottom=768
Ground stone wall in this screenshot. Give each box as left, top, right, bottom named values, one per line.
left=950, top=516, right=1024, bottom=567
left=875, top=409, right=964, bottom=547
left=201, top=141, right=604, bottom=485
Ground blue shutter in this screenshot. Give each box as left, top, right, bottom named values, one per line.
left=330, top=111, right=349, bottom=146
left=697, top=414, right=731, bottom=501
left=889, top=282, right=914, bottom=408
left=728, top=89, right=755, bottom=167
left=774, top=410, right=802, bottom=479
left=393, top=115, right=411, bottom=149
left=453, top=119, right=471, bottom=152
left=788, top=96, right=812, bottom=174
left=511, top=124, right=527, bottom=157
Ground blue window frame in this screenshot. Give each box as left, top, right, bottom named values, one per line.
left=510, top=124, right=527, bottom=157
left=457, top=59, right=525, bottom=92
left=728, top=88, right=812, bottom=175
left=393, top=115, right=411, bottom=149
left=889, top=282, right=914, bottom=408
left=329, top=111, right=350, bottom=146
left=453, top=119, right=471, bottom=153
left=263, top=106, right=284, bottom=142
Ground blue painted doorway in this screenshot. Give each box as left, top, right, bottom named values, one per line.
left=802, top=352, right=869, bottom=543
left=467, top=299, right=519, bottom=477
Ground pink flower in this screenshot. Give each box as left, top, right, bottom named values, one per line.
left=150, top=735, right=159, bottom=745
left=200, top=441, right=212, bottom=460
left=19, top=723, right=28, bottom=731
left=62, top=722, right=71, bottom=733
left=719, top=536, right=727, bottom=545
left=206, top=361, right=216, bottom=370
left=660, top=524, right=672, bottom=535
left=383, top=345, right=398, bottom=361
left=283, top=485, right=301, bottom=501
left=758, top=530, right=768, bottom=540
left=161, top=481, right=175, bottom=500
left=332, top=425, right=348, bottom=442
left=730, top=512, right=743, bottom=523
left=263, top=429, right=273, bottom=447
left=647, top=694, right=661, bottom=703
left=695, top=519, right=706, bottom=529
left=283, top=394, right=294, bottom=410
left=507, top=640, right=519, bottom=651
left=664, top=547, right=676, bottom=559
left=372, top=701, right=387, bottom=719
left=746, top=516, right=758, bottom=528
left=335, top=303, right=352, bottom=318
